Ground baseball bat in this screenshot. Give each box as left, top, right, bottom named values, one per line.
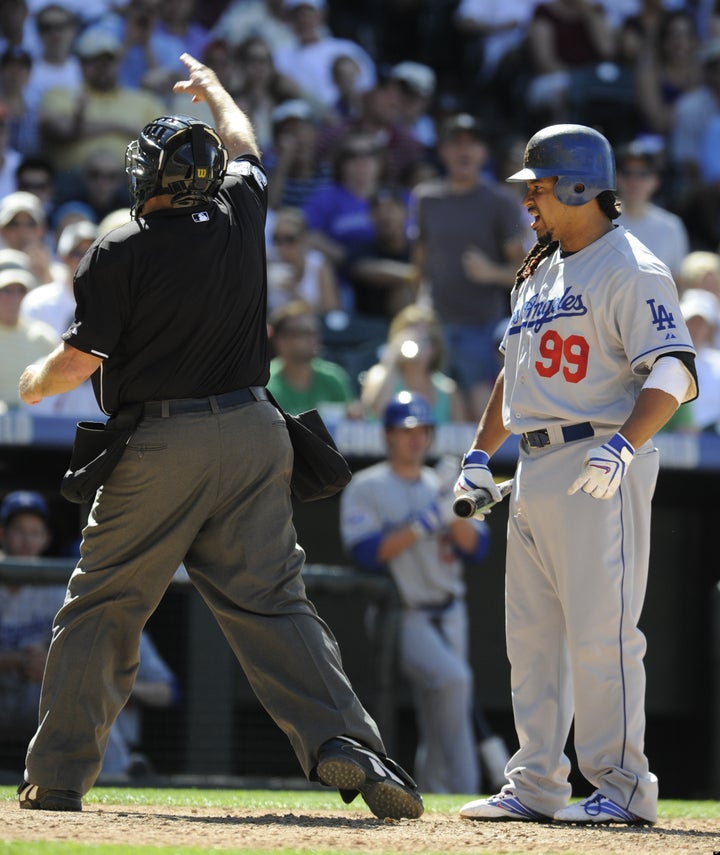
left=453, top=479, right=514, bottom=518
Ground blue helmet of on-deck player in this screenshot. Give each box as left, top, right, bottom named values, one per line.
left=506, top=123, right=616, bottom=206
left=383, top=391, right=435, bottom=429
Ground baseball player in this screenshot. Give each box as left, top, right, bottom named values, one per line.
left=454, top=125, right=697, bottom=825
left=15, top=53, right=423, bottom=820
left=340, top=392, right=492, bottom=794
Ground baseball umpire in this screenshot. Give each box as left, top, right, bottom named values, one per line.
left=16, top=52, right=423, bottom=820
left=454, top=124, right=697, bottom=825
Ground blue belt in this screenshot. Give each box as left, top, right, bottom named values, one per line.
left=143, top=386, right=268, bottom=417
left=522, top=422, right=594, bottom=449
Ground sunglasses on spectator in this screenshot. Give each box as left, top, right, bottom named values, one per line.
left=38, top=19, right=74, bottom=33
left=273, top=232, right=301, bottom=244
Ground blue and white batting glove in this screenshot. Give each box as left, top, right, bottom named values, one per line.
left=453, top=449, right=502, bottom=504
left=409, top=501, right=453, bottom=539
left=567, top=432, right=635, bottom=500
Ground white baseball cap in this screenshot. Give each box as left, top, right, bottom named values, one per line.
left=680, top=288, right=720, bottom=326
left=390, top=62, right=436, bottom=99
left=0, top=191, right=45, bottom=227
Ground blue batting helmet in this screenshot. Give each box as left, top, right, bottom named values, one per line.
left=383, top=391, right=435, bottom=429
left=506, top=124, right=616, bottom=206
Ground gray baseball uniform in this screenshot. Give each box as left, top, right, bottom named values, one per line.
left=341, top=461, right=486, bottom=794
left=497, top=225, right=695, bottom=820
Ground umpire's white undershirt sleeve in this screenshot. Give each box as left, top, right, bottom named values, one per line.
left=643, top=356, right=696, bottom=404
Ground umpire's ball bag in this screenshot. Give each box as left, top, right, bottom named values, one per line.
left=61, top=404, right=143, bottom=504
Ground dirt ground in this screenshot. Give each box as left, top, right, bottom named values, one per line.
left=2, top=802, right=720, bottom=854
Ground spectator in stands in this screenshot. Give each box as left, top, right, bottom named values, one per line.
left=0, top=489, right=178, bottom=777
left=453, top=0, right=538, bottom=89
left=316, top=78, right=426, bottom=188
left=678, top=250, right=720, bottom=300
left=615, top=140, right=689, bottom=278
left=0, top=102, right=23, bottom=198
left=37, top=26, right=165, bottom=182
left=524, top=0, right=615, bottom=123
left=210, top=0, right=297, bottom=56
left=95, top=0, right=187, bottom=95
left=0, top=190, right=63, bottom=285
left=0, top=249, right=58, bottom=409
left=669, top=38, right=720, bottom=212
left=24, top=4, right=82, bottom=114
left=266, top=98, right=331, bottom=210
left=409, top=114, right=526, bottom=420
left=634, top=9, right=701, bottom=139
left=0, top=45, right=38, bottom=156
left=0, top=490, right=66, bottom=744
left=16, top=156, right=56, bottom=222
left=387, top=62, right=437, bottom=152
left=234, top=35, right=302, bottom=153
left=0, top=0, right=32, bottom=58
left=329, top=53, right=364, bottom=124
left=20, top=219, right=102, bottom=419
left=267, top=207, right=340, bottom=314
left=345, top=187, right=417, bottom=319
left=302, top=132, right=383, bottom=290
left=617, top=0, right=667, bottom=66
left=340, top=392, right=503, bottom=794
left=361, top=303, right=467, bottom=424
left=62, top=148, right=128, bottom=222
left=679, top=288, right=720, bottom=432
left=273, top=0, right=376, bottom=115
left=267, top=298, right=360, bottom=416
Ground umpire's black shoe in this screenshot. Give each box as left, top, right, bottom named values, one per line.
left=18, top=782, right=82, bottom=811
left=316, top=736, right=424, bottom=820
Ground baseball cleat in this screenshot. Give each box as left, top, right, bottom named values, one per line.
left=316, top=736, right=424, bottom=820
left=459, top=791, right=551, bottom=822
left=18, top=782, right=82, bottom=811
left=553, top=793, right=654, bottom=825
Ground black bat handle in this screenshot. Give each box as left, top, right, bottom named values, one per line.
left=453, top=488, right=494, bottom=518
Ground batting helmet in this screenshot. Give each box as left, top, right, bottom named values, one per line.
left=383, top=392, right=435, bottom=429
left=125, top=115, right=228, bottom=218
left=506, top=124, right=616, bottom=206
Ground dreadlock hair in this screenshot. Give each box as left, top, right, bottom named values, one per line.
left=513, top=240, right=558, bottom=289
left=513, top=190, right=622, bottom=288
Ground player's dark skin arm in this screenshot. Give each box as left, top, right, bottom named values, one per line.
left=617, top=387, right=680, bottom=449
left=468, top=367, right=511, bottom=456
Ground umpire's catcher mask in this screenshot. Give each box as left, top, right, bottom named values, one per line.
left=126, top=115, right=229, bottom=218
left=506, top=123, right=616, bottom=206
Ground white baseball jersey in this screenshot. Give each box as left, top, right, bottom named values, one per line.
left=340, top=462, right=467, bottom=609
left=500, top=226, right=695, bottom=433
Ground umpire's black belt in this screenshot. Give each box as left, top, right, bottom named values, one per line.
left=521, top=421, right=594, bottom=449
left=143, top=386, right=268, bottom=417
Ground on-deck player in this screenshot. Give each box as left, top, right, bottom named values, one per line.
left=454, top=124, right=697, bottom=826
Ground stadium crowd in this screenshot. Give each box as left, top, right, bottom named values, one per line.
left=1, top=0, right=720, bottom=431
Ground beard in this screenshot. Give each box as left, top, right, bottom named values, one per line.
left=537, top=229, right=555, bottom=246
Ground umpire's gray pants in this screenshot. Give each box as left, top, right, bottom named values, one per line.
left=25, top=399, right=383, bottom=794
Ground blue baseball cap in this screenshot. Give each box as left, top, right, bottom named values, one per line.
left=0, top=490, right=49, bottom=525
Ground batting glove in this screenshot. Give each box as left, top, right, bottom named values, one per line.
left=409, top=501, right=453, bottom=539
left=454, top=450, right=502, bottom=504
left=567, top=432, right=635, bottom=500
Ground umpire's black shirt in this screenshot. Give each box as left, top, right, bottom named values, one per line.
left=63, top=156, right=270, bottom=416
